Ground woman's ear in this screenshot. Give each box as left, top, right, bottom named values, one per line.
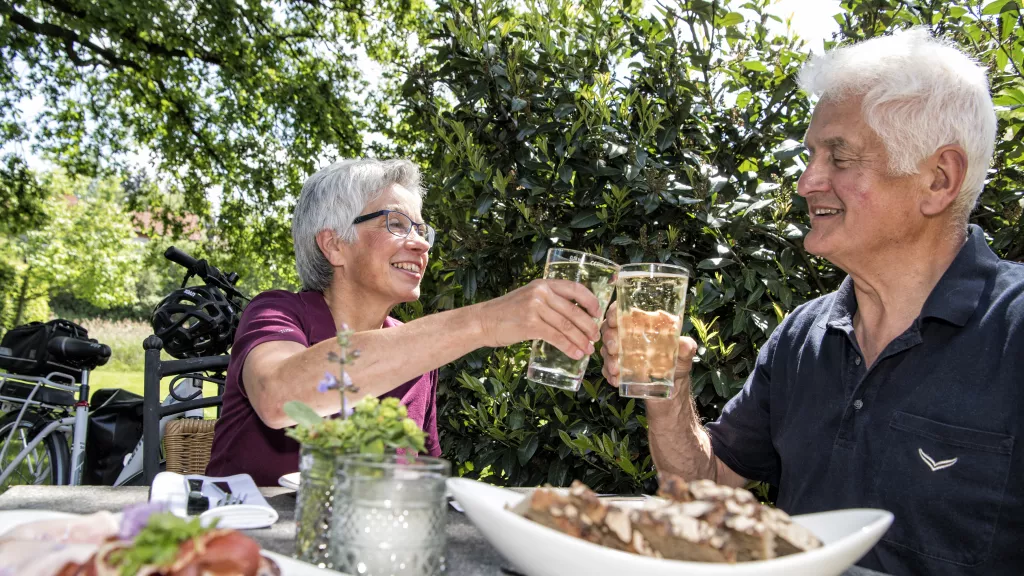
left=316, top=229, right=346, bottom=267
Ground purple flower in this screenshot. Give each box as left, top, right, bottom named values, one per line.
left=318, top=372, right=339, bottom=393
left=342, top=371, right=354, bottom=389
left=119, top=501, right=168, bottom=540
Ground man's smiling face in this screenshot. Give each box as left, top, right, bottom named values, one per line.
left=797, top=96, right=925, bottom=271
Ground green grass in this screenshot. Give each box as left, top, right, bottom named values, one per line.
left=71, top=317, right=154, bottom=373
left=89, top=368, right=220, bottom=419
left=76, top=317, right=148, bottom=402
left=75, top=320, right=219, bottom=418
left=89, top=369, right=144, bottom=398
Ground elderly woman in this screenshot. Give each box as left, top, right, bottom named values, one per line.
left=207, top=159, right=600, bottom=485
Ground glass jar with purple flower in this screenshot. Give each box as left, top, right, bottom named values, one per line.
left=285, top=326, right=429, bottom=569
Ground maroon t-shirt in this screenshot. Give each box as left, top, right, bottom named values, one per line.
left=206, top=290, right=441, bottom=486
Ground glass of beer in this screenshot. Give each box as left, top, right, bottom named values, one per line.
left=526, top=248, right=618, bottom=391
left=615, top=263, right=689, bottom=399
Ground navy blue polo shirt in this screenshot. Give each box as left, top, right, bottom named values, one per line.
left=707, top=225, right=1024, bottom=575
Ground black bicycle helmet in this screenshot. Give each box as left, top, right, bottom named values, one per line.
left=151, top=285, right=238, bottom=358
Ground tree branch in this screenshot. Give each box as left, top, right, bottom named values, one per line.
left=153, top=78, right=229, bottom=177
left=0, top=0, right=142, bottom=71
left=38, top=0, right=225, bottom=66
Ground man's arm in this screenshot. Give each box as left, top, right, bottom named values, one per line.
left=246, top=279, right=603, bottom=428
left=600, top=306, right=747, bottom=487
left=645, top=389, right=747, bottom=487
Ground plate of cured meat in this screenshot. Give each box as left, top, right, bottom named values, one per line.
left=0, top=507, right=345, bottom=575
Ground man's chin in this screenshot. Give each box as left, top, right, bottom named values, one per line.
left=802, top=231, right=831, bottom=258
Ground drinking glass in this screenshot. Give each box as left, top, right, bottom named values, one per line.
left=331, top=454, right=451, bottom=576
left=526, top=248, right=618, bottom=391
left=615, top=263, right=689, bottom=399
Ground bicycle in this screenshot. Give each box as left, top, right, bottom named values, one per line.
left=0, top=246, right=247, bottom=490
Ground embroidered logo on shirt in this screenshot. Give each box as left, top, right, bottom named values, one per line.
left=918, top=448, right=958, bottom=472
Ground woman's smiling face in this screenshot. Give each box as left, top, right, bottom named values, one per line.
left=342, top=183, right=431, bottom=307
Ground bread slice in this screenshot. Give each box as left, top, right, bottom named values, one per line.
left=512, top=475, right=822, bottom=564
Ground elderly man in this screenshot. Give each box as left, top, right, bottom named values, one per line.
left=600, top=29, right=1023, bottom=575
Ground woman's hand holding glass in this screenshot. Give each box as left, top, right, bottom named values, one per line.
left=476, top=279, right=602, bottom=361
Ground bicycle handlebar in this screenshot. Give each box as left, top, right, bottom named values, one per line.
left=47, top=336, right=111, bottom=366
left=164, top=246, right=200, bottom=270
left=163, top=246, right=247, bottom=302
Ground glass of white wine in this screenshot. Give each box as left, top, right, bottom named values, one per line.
left=526, top=248, right=618, bottom=391
left=615, top=262, right=689, bottom=399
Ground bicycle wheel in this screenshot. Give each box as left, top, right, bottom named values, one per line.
left=0, top=410, right=70, bottom=491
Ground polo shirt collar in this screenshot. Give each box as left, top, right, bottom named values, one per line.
left=821, top=225, right=998, bottom=330
left=919, top=224, right=999, bottom=326
left=824, top=276, right=857, bottom=330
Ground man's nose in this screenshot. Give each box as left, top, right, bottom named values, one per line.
left=797, top=157, right=829, bottom=197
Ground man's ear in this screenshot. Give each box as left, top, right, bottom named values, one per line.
left=921, top=144, right=968, bottom=217
left=316, top=229, right=346, bottom=267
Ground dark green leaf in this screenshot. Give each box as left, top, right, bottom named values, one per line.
left=570, top=210, right=602, bottom=228
left=517, top=435, right=539, bottom=465
left=656, top=124, right=678, bottom=151
left=553, top=103, right=576, bottom=119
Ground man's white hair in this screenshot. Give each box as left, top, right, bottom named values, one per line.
left=292, top=158, right=424, bottom=293
left=797, top=27, right=997, bottom=221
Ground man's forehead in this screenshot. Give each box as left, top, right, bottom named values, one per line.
left=803, top=102, right=869, bottom=149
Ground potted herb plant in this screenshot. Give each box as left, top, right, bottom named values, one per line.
left=284, top=326, right=430, bottom=569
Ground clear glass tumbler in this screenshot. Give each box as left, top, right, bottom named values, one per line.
left=332, top=454, right=451, bottom=576
left=615, top=262, right=689, bottom=399
left=525, top=248, right=618, bottom=391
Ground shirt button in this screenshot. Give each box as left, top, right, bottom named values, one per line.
left=854, top=357, right=862, bottom=366
left=853, top=399, right=864, bottom=410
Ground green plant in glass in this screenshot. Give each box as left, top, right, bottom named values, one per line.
left=284, top=325, right=426, bottom=569
left=283, top=324, right=427, bottom=454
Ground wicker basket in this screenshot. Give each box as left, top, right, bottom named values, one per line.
left=163, top=418, right=217, bottom=475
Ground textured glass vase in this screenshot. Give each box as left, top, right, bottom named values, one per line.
left=332, top=454, right=451, bottom=576
left=294, top=445, right=342, bottom=569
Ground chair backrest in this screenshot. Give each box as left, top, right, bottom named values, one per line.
left=142, top=334, right=230, bottom=486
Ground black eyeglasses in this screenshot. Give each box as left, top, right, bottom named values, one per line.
left=352, top=210, right=436, bottom=248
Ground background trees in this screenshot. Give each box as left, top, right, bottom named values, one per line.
left=1, top=0, right=1021, bottom=493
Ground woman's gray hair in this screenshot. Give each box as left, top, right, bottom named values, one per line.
left=797, top=27, right=997, bottom=222
left=292, top=158, right=424, bottom=292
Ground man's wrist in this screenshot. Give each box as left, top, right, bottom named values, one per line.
left=644, top=386, right=690, bottom=422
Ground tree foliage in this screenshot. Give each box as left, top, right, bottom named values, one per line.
left=0, top=171, right=142, bottom=329
left=0, top=0, right=427, bottom=289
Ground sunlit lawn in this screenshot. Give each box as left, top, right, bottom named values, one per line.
left=89, top=368, right=220, bottom=419
left=70, top=319, right=219, bottom=417
left=89, top=369, right=144, bottom=397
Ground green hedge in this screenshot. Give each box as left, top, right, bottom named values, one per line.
left=383, top=0, right=1024, bottom=493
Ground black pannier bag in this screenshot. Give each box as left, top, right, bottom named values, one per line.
left=83, top=388, right=144, bottom=485
left=0, top=319, right=90, bottom=376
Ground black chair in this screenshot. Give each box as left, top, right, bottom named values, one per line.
left=142, top=335, right=230, bottom=486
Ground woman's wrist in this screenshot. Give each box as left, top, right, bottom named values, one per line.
left=438, top=303, right=489, bottom=352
